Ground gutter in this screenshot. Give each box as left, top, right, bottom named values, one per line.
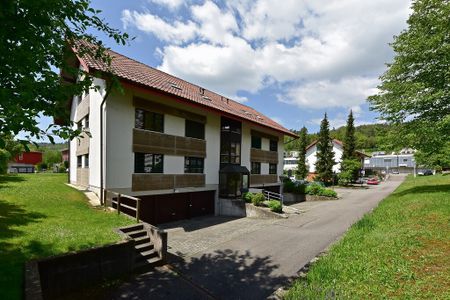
left=99, top=82, right=113, bottom=205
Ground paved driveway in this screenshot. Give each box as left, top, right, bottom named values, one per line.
left=108, top=175, right=406, bottom=299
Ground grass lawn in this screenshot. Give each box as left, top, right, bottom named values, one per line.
left=286, top=174, right=450, bottom=299
left=0, top=173, right=134, bottom=299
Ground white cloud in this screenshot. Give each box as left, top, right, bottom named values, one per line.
left=121, top=10, right=197, bottom=43
left=122, top=0, right=411, bottom=108
left=149, top=0, right=184, bottom=10
left=278, top=76, right=379, bottom=109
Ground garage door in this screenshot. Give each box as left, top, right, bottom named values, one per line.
left=138, top=191, right=215, bottom=225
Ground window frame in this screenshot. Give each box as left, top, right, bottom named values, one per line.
left=134, top=153, right=164, bottom=174
left=251, top=135, right=262, bottom=149
left=184, top=156, right=204, bottom=173
left=185, top=119, right=205, bottom=140
left=135, top=108, right=164, bottom=133
left=251, top=162, right=261, bottom=174
left=269, top=163, right=277, bottom=175
left=269, top=140, right=278, bottom=152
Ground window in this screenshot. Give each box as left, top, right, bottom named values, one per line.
left=85, top=115, right=89, bottom=129
left=269, top=163, right=277, bottom=174
left=403, top=159, right=408, bottom=162
left=18, top=153, right=23, bottom=161
left=384, top=159, right=392, bottom=163
left=270, top=140, right=278, bottom=152
left=185, top=157, right=204, bottom=173
left=84, top=154, right=89, bottom=168
left=251, top=136, right=261, bottom=149
left=77, top=156, right=82, bottom=168
left=134, top=153, right=163, bottom=173
left=185, top=120, right=205, bottom=139
left=135, top=109, right=164, bottom=132
left=251, top=162, right=261, bottom=174
left=77, top=121, right=82, bottom=130
left=220, top=117, right=241, bottom=167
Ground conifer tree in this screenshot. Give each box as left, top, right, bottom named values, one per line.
left=296, top=127, right=308, bottom=179
left=342, top=110, right=356, bottom=160
left=315, top=113, right=335, bottom=182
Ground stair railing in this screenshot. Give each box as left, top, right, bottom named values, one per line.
left=104, top=189, right=141, bottom=222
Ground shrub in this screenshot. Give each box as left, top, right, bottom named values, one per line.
left=242, top=192, right=253, bottom=203
left=0, top=149, right=11, bottom=174
left=338, top=170, right=353, bottom=186
left=306, top=183, right=325, bottom=195
left=283, top=180, right=306, bottom=194
left=251, top=193, right=265, bottom=206
left=319, top=189, right=337, bottom=198
left=268, top=200, right=282, bottom=213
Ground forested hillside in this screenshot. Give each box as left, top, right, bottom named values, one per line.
left=285, top=124, right=395, bottom=153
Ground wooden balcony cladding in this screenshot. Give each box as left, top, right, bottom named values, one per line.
left=76, top=168, right=89, bottom=187
left=133, top=97, right=206, bottom=124
left=75, top=95, right=89, bottom=122
left=250, top=174, right=278, bottom=186
left=133, top=128, right=206, bottom=157
left=132, top=174, right=205, bottom=191
left=75, top=133, right=90, bottom=156
left=250, top=148, right=278, bottom=164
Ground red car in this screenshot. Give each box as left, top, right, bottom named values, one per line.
left=366, top=178, right=379, bottom=185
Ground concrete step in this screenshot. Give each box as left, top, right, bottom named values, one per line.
left=135, top=242, right=154, bottom=252
left=133, top=256, right=163, bottom=272
left=134, top=236, right=151, bottom=246
left=127, top=229, right=147, bottom=239
left=119, top=223, right=144, bottom=233
left=136, top=249, right=158, bottom=261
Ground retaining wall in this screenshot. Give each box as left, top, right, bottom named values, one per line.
left=25, top=239, right=135, bottom=300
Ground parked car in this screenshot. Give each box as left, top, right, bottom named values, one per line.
left=366, top=178, right=379, bottom=185
left=423, top=170, right=433, bottom=176
left=392, top=170, right=399, bottom=174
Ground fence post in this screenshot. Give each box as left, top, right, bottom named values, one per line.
left=136, top=198, right=141, bottom=223
left=117, top=194, right=121, bottom=215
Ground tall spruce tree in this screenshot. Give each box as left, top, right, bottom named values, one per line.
left=315, top=113, right=335, bottom=182
left=296, top=127, right=308, bottom=179
left=342, top=110, right=356, bottom=160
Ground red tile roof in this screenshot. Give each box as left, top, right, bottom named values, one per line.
left=75, top=42, right=297, bottom=137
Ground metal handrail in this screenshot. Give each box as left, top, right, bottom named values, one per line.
left=263, top=190, right=284, bottom=206
left=104, top=190, right=141, bottom=222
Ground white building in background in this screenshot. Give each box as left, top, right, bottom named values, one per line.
left=63, top=42, right=297, bottom=225
left=304, top=139, right=368, bottom=179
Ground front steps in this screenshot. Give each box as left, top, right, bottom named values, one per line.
left=118, top=224, right=164, bottom=271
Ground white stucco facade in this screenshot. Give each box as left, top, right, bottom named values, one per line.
left=305, top=141, right=343, bottom=173
left=69, top=76, right=287, bottom=197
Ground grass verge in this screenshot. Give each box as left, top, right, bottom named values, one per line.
left=0, top=173, right=133, bottom=299
left=285, top=174, right=450, bottom=299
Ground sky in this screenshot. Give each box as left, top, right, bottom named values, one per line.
left=37, top=0, right=412, bottom=142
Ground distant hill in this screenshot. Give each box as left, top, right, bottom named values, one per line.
left=29, top=142, right=68, bottom=152
left=285, top=123, right=395, bottom=154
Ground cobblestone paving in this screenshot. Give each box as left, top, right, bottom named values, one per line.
left=160, top=216, right=279, bottom=257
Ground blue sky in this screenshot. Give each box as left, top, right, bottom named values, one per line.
left=37, top=0, right=411, bottom=142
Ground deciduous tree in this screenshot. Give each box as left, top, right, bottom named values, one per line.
left=0, top=0, right=129, bottom=146
left=368, top=0, right=450, bottom=166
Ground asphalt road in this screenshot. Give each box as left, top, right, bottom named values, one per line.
left=107, top=175, right=406, bottom=300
